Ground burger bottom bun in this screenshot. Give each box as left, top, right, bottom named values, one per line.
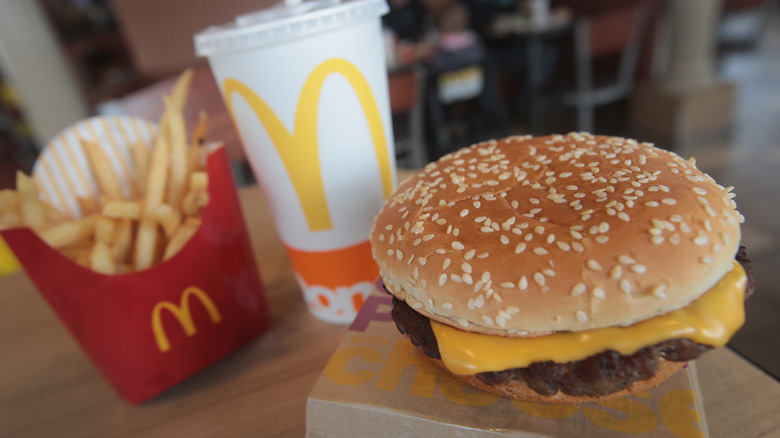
left=429, top=357, right=687, bottom=404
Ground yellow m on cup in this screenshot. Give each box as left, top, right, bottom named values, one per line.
left=151, top=287, right=222, bottom=353
left=223, top=58, right=394, bottom=232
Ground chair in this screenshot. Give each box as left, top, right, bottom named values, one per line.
left=425, top=43, right=510, bottom=159
left=388, top=65, right=428, bottom=169
left=549, top=2, right=651, bottom=132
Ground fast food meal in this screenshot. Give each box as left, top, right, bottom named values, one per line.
left=370, top=133, right=754, bottom=403
left=0, top=69, right=211, bottom=274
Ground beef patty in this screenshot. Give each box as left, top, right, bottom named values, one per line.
left=389, top=246, right=755, bottom=398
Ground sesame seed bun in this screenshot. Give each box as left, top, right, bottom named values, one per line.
left=370, top=133, right=743, bottom=336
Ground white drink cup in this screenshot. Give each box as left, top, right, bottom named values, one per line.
left=195, top=0, right=397, bottom=324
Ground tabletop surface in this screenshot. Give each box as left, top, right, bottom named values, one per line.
left=1, top=179, right=779, bottom=438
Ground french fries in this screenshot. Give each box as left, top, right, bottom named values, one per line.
left=81, top=140, right=124, bottom=201
left=0, top=69, right=210, bottom=274
left=16, top=172, right=45, bottom=230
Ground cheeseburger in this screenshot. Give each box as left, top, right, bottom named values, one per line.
left=370, top=133, right=753, bottom=404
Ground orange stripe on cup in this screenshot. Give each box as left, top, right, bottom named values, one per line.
left=284, top=240, right=378, bottom=290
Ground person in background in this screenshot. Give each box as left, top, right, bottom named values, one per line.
left=428, top=0, right=485, bottom=72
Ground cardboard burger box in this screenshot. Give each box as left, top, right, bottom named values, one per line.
left=306, top=285, right=710, bottom=438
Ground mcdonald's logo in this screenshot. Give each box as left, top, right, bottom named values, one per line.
left=223, top=58, right=394, bottom=232
left=151, top=287, right=222, bottom=352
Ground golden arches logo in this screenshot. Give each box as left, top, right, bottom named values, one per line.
left=151, top=287, right=222, bottom=352
left=223, top=58, right=394, bottom=232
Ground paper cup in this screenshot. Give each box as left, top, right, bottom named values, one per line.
left=195, top=0, right=397, bottom=324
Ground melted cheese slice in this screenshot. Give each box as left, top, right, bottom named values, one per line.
left=431, top=262, right=746, bottom=375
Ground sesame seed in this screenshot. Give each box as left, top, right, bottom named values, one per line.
left=662, top=198, right=677, bottom=205
left=701, top=256, right=714, bottom=264
left=595, top=235, right=610, bottom=244
left=694, top=235, right=709, bottom=246
left=652, top=284, right=668, bottom=299
left=500, top=235, right=510, bottom=245
left=587, top=259, right=603, bottom=270
left=593, top=287, right=606, bottom=299
left=451, top=241, right=465, bottom=250
left=572, top=242, right=585, bottom=253
left=439, top=274, right=447, bottom=286
left=463, top=273, right=474, bottom=284
left=620, top=280, right=632, bottom=294
left=534, top=272, right=546, bottom=286
left=617, top=212, right=631, bottom=222
left=571, top=283, right=587, bottom=296
left=631, top=264, right=648, bottom=274
left=500, top=282, right=515, bottom=288
left=618, top=255, right=636, bottom=265
left=576, top=311, right=588, bottom=322
left=443, top=258, right=451, bottom=269
left=418, top=257, right=427, bottom=265
left=610, top=265, right=622, bottom=280
left=557, top=241, right=571, bottom=251
left=460, top=209, right=469, bottom=217
left=387, top=249, right=394, bottom=257
left=462, top=262, right=472, bottom=273
left=482, top=315, right=494, bottom=326
left=693, top=187, right=708, bottom=195
left=518, top=276, right=528, bottom=290
left=534, top=247, right=549, bottom=255
left=464, top=249, right=476, bottom=260
left=514, top=243, right=527, bottom=254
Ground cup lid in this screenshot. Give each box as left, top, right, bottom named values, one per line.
left=194, top=0, right=389, bottom=57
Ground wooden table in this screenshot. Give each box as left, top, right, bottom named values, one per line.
left=1, top=177, right=779, bottom=437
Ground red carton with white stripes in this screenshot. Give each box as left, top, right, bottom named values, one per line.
left=0, top=116, right=269, bottom=404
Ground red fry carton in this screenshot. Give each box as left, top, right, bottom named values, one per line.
left=1, top=116, right=269, bottom=404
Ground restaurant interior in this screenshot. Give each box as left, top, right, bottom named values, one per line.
left=0, top=0, right=777, bottom=397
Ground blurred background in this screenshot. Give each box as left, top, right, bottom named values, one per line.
left=0, top=0, right=777, bottom=379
